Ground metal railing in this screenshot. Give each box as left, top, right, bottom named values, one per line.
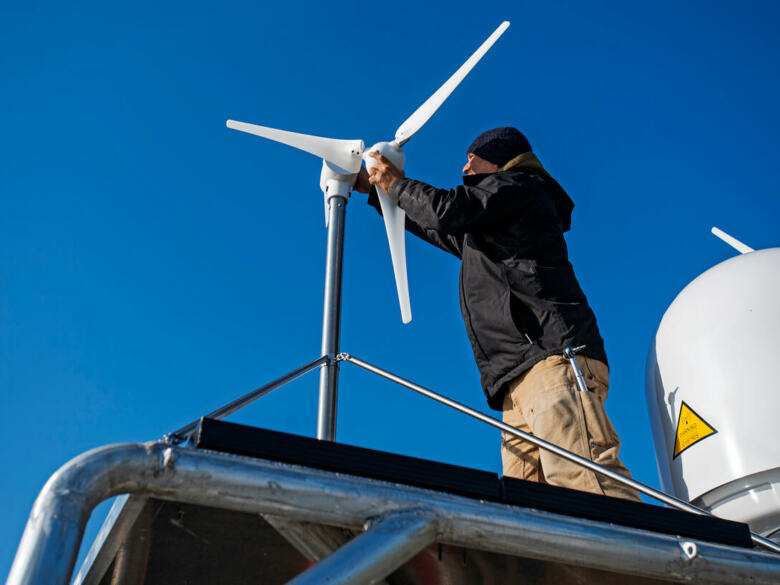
left=159, top=349, right=780, bottom=554
left=11, top=442, right=780, bottom=585
left=164, top=355, right=330, bottom=444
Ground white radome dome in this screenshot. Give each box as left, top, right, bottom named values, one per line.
left=646, top=247, right=780, bottom=540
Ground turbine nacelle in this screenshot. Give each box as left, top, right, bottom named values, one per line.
left=320, top=160, right=358, bottom=199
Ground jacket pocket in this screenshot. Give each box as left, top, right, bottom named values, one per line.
left=509, top=292, right=543, bottom=342
left=460, top=271, right=490, bottom=360
left=502, top=259, right=543, bottom=341
left=461, top=257, right=527, bottom=361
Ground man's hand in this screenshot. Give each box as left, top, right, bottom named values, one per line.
left=353, top=166, right=371, bottom=194
left=367, top=151, right=404, bottom=193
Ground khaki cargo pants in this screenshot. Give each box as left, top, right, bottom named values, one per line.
left=501, top=354, right=641, bottom=501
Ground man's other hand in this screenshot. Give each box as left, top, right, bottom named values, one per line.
left=353, top=166, right=371, bottom=194
left=367, top=152, right=404, bottom=193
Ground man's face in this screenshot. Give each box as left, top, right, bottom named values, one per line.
left=463, top=153, right=500, bottom=175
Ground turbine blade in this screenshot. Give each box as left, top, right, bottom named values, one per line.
left=226, top=120, right=364, bottom=173
left=394, top=21, right=510, bottom=146
left=376, top=188, right=412, bottom=324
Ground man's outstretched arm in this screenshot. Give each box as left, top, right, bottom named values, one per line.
left=354, top=157, right=463, bottom=258
left=364, top=152, right=532, bottom=236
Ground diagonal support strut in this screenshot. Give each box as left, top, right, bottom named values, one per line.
left=336, top=352, right=780, bottom=554
left=283, top=509, right=439, bottom=585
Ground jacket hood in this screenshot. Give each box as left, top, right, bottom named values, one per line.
left=501, top=153, right=574, bottom=232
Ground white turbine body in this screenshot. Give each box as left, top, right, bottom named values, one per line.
left=646, top=233, right=780, bottom=539
left=226, top=21, right=510, bottom=324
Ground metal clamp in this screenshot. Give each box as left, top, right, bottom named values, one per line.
left=562, top=345, right=589, bottom=393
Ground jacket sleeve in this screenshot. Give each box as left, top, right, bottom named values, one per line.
left=367, top=187, right=463, bottom=258
left=389, top=174, right=531, bottom=235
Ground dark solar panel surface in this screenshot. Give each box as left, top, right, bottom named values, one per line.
left=195, top=418, right=752, bottom=549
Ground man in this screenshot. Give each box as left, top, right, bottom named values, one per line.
left=355, top=127, right=639, bottom=501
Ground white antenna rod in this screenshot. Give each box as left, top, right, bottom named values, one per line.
left=711, top=226, right=754, bottom=254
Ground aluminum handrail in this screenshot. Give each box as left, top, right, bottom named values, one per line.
left=8, top=442, right=780, bottom=585
left=337, top=352, right=780, bottom=554
left=155, top=346, right=780, bottom=554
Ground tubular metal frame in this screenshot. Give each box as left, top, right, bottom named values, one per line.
left=7, top=442, right=780, bottom=585
left=166, top=355, right=330, bottom=444
left=337, top=352, right=780, bottom=554
left=285, top=510, right=439, bottom=585
left=158, top=345, right=780, bottom=554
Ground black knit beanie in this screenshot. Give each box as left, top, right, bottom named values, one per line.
left=467, top=127, right=532, bottom=166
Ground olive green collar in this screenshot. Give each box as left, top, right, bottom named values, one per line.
left=501, top=152, right=552, bottom=180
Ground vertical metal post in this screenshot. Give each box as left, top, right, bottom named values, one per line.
left=317, top=195, right=347, bottom=441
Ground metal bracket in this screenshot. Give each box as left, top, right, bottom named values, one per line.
left=562, top=345, right=589, bottom=393
left=320, top=160, right=355, bottom=227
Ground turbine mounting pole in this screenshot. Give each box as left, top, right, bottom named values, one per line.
left=226, top=20, right=512, bottom=440
left=317, top=181, right=349, bottom=440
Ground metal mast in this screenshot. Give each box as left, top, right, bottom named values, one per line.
left=316, top=193, right=347, bottom=440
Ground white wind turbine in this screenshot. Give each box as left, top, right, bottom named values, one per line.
left=227, top=21, right=510, bottom=325
left=227, top=22, right=509, bottom=441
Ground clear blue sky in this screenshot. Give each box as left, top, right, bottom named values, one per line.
left=2, top=0, right=779, bottom=576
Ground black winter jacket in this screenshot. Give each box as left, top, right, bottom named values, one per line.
left=369, top=154, right=607, bottom=410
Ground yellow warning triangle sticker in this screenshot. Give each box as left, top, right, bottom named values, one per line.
left=673, top=401, right=717, bottom=458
